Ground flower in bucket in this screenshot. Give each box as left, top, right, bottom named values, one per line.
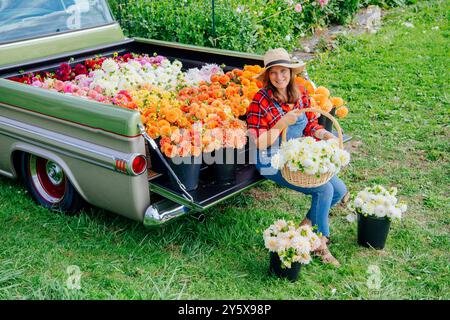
left=348, top=185, right=407, bottom=221
left=222, top=118, right=248, bottom=150
left=201, top=118, right=247, bottom=153
left=270, top=137, right=350, bottom=177
left=263, top=219, right=322, bottom=268
left=159, top=123, right=203, bottom=159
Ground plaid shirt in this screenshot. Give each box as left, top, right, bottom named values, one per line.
left=246, top=87, right=323, bottom=139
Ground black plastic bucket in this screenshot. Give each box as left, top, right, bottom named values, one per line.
left=148, top=137, right=168, bottom=175
left=318, top=107, right=336, bottom=132
left=211, top=148, right=242, bottom=185
left=357, top=213, right=391, bottom=250
left=269, top=252, right=301, bottom=282
left=167, top=156, right=201, bottom=191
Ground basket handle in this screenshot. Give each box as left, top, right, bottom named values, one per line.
left=281, top=107, right=343, bottom=149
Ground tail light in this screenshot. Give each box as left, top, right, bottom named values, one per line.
left=130, top=154, right=147, bottom=175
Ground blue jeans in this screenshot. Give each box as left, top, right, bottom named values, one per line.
left=263, top=170, right=347, bottom=237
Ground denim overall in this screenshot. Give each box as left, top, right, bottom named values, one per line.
left=255, top=95, right=307, bottom=174
left=254, top=95, right=347, bottom=237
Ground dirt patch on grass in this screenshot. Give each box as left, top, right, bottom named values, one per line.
left=247, top=188, right=275, bottom=202
left=354, top=248, right=390, bottom=258
left=386, top=152, right=434, bottom=174
left=345, top=140, right=364, bottom=154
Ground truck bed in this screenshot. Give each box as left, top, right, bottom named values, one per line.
left=0, top=38, right=266, bottom=213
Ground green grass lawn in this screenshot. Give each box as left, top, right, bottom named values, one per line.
left=0, top=0, right=448, bottom=299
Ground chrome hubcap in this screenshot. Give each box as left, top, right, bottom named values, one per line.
left=46, top=161, right=63, bottom=185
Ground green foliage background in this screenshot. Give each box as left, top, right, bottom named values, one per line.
left=107, top=0, right=417, bottom=54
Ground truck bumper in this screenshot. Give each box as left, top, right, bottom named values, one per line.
left=143, top=199, right=191, bottom=227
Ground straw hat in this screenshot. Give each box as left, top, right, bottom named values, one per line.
left=254, top=48, right=305, bottom=82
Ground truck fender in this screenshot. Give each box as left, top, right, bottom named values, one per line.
left=10, top=142, right=89, bottom=203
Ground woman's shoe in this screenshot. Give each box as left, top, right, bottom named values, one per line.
left=315, top=247, right=340, bottom=267
left=314, top=237, right=340, bottom=267
left=335, top=191, right=351, bottom=210
left=299, top=217, right=312, bottom=227
left=341, top=191, right=350, bottom=204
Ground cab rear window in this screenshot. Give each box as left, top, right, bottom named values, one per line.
left=0, top=0, right=114, bottom=44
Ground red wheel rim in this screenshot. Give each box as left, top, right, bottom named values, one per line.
left=29, top=155, right=66, bottom=203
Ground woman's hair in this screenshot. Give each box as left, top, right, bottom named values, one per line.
left=263, top=67, right=300, bottom=104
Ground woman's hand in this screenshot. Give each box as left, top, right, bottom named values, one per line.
left=256, top=109, right=302, bottom=149
left=256, top=110, right=303, bottom=149
left=315, top=128, right=336, bottom=141
left=274, top=109, right=303, bottom=131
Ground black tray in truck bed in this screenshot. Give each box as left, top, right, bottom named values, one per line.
left=148, top=163, right=264, bottom=211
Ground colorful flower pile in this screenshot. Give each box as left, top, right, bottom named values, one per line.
left=348, top=186, right=407, bottom=221
left=9, top=52, right=349, bottom=159
left=202, top=118, right=248, bottom=153
left=270, top=137, right=350, bottom=176
left=264, top=219, right=322, bottom=268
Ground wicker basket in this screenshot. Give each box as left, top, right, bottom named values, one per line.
left=280, top=107, right=344, bottom=188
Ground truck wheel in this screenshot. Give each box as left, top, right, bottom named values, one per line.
left=21, top=153, right=84, bottom=214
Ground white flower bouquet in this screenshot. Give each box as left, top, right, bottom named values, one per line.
left=263, top=219, right=322, bottom=268
left=270, top=137, right=350, bottom=177
left=89, top=56, right=184, bottom=97
left=348, top=185, right=407, bottom=221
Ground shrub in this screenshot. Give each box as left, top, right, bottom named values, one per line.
left=107, top=0, right=413, bottom=53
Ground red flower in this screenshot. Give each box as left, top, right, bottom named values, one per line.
left=122, top=53, right=133, bottom=62
left=74, top=63, right=88, bottom=76
left=85, top=57, right=106, bottom=71
left=84, top=59, right=96, bottom=70
left=55, top=63, right=73, bottom=81
left=96, top=57, right=107, bottom=67
left=126, top=102, right=138, bottom=110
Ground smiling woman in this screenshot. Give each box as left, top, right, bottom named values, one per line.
left=0, top=0, right=114, bottom=43
left=247, top=48, right=348, bottom=267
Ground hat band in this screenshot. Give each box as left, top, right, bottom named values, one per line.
left=265, top=59, right=293, bottom=68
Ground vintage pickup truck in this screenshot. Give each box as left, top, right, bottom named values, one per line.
left=0, top=0, right=272, bottom=226
left=0, top=0, right=348, bottom=227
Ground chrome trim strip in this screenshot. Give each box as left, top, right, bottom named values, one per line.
left=134, top=37, right=264, bottom=61
left=0, top=169, right=14, bottom=178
